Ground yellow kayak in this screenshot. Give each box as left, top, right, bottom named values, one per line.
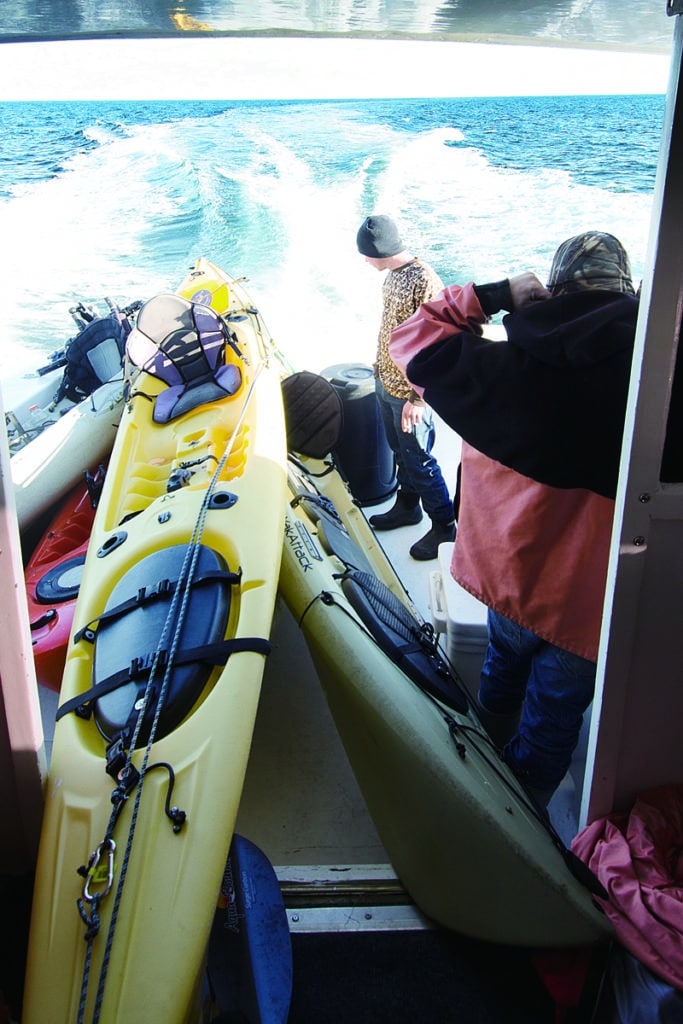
left=23, top=260, right=287, bottom=1023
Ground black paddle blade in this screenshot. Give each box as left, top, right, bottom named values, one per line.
left=281, top=371, right=343, bottom=459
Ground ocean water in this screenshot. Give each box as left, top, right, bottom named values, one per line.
left=0, top=94, right=665, bottom=382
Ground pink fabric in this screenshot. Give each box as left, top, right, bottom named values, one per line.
left=453, top=444, right=614, bottom=661
left=388, top=281, right=486, bottom=391
left=571, top=785, right=683, bottom=991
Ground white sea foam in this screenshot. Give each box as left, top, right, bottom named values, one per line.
left=0, top=98, right=658, bottom=381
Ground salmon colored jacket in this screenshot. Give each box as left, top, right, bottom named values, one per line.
left=389, top=282, right=636, bottom=662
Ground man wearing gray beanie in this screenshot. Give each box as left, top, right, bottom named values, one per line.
left=356, top=215, right=455, bottom=561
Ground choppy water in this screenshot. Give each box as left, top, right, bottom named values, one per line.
left=0, top=94, right=665, bottom=379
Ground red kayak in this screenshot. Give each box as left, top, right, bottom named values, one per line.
left=24, top=465, right=105, bottom=692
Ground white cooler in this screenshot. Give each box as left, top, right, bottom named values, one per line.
left=428, top=542, right=489, bottom=703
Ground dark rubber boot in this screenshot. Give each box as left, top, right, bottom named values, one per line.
left=369, top=491, right=422, bottom=531
left=409, top=520, right=455, bottom=561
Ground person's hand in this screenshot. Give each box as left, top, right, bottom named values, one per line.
left=401, top=400, right=424, bottom=432
left=509, top=273, right=551, bottom=310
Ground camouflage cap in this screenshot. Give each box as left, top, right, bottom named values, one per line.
left=547, top=231, right=635, bottom=296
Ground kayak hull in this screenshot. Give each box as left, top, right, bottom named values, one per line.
left=11, top=377, right=125, bottom=532
left=22, top=261, right=287, bottom=1023
left=24, top=469, right=103, bottom=692
left=280, top=454, right=610, bottom=948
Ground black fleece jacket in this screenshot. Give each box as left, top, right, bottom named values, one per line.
left=405, top=290, right=639, bottom=500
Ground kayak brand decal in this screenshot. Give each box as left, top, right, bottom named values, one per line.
left=284, top=518, right=322, bottom=572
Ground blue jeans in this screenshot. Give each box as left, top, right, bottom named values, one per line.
left=479, top=609, right=596, bottom=792
left=375, top=380, right=453, bottom=524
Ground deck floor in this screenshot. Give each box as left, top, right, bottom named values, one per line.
left=287, top=929, right=562, bottom=1023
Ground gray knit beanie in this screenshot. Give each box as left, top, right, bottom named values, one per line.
left=356, top=215, right=404, bottom=258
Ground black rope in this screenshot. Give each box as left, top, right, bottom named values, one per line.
left=290, top=490, right=341, bottom=522
left=288, top=454, right=336, bottom=479
left=127, top=388, right=156, bottom=406
left=144, top=761, right=188, bottom=833
left=76, top=894, right=101, bottom=1024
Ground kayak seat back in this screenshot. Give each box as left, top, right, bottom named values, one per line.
left=341, top=569, right=470, bottom=715
left=61, top=313, right=129, bottom=402
left=126, top=293, right=242, bottom=423
left=92, top=543, right=233, bottom=745
left=281, top=370, right=343, bottom=458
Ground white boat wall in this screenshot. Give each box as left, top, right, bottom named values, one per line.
left=583, top=8, right=683, bottom=822
left=0, top=387, right=46, bottom=877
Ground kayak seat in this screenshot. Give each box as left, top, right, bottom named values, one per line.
left=341, top=569, right=469, bottom=715
left=59, top=313, right=130, bottom=403
left=92, top=543, right=233, bottom=746
left=126, top=293, right=242, bottom=423
left=281, top=370, right=343, bottom=458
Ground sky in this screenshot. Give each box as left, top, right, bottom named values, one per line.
left=0, top=37, right=672, bottom=101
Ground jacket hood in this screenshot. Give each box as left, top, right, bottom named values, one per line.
left=406, top=290, right=639, bottom=499
left=504, top=291, right=638, bottom=370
